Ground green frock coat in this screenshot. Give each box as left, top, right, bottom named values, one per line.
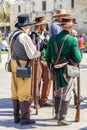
left=46, top=30, right=82, bottom=90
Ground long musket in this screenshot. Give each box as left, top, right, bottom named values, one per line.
left=31, top=59, right=39, bottom=115
left=52, top=79, right=55, bottom=116
left=31, top=31, right=40, bottom=115
left=33, top=32, right=46, bottom=114
left=33, top=32, right=48, bottom=114
left=75, top=64, right=80, bottom=122
left=35, top=60, right=39, bottom=115
left=31, top=33, right=36, bottom=114
left=35, top=36, right=41, bottom=115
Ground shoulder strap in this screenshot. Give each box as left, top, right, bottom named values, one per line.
left=54, top=35, right=58, bottom=54
left=7, top=31, right=23, bottom=63
left=54, top=35, right=69, bottom=65
left=10, top=31, right=30, bottom=67
left=9, top=30, right=22, bottom=46
left=10, top=31, right=22, bottom=66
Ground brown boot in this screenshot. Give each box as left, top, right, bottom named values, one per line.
left=54, top=114, right=58, bottom=120
left=20, top=101, right=35, bottom=125
left=40, top=102, right=52, bottom=107
left=28, top=99, right=32, bottom=118
left=12, top=99, right=20, bottom=123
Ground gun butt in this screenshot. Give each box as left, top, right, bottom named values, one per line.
left=35, top=95, right=39, bottom=115
left=36, top=103, right=38, bottom=115
left=75, top=109, right=80, bottom=122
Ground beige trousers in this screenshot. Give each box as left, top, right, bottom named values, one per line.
left=11, top=59, right=31, bottom=102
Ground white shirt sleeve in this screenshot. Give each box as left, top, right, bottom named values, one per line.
left=19, top=33, right=39, bottom=59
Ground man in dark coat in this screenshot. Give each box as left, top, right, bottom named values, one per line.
left=9, top=14, right=40, bottom=125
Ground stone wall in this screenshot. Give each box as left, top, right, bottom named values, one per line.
left=10, top=0, right=87, bottom=35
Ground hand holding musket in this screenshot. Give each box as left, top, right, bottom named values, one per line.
left=39, top=33, right=50, bottom=41
left=39, top=35, right=45, bottom=40
left=31, top=31, right=48, bottom=44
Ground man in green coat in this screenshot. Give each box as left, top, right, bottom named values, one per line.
left=46, top=16, right=82, bottom=126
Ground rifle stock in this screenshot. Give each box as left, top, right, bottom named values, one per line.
left=75, top=105, right=80, bottom=122
left=52, top=80, right=55, bottom=116
left=31, top=60, right=35, bottom=101
left=35, top=58, right=40, bottom=115
left=35, top=37, right=41, bottom=115
left=36, top=94, right=39, bottom=115
left=31, top=32, right=40, bottom=115
left=75, top=64, right=80, bottom=122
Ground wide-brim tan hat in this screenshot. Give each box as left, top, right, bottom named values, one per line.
left=35, top=16, right=45, bottom=22
left=35, top=19, right=48, bottom=26
left=58, top=17, right=78, bottom=27
left=34, top=15, right=48, bottom=26
left=52, top=9, right=70, bottom=18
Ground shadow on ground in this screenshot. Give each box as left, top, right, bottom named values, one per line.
left=78, top=126, right=87, bottom=130
left=0, top=119, right=37, bottom=129
left=0, top=98, right=57, bottom=129
left=0, top=117, right=57, bottom=129
left=0, top=98, right=12, bottom=109
left=0, top=98, right=13, bottom=117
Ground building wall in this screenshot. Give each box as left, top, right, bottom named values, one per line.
left=10, top=0, right=87, bottom=35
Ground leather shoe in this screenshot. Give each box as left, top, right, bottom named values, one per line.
left=54, top=114, right=58, bottom=120
left=40, top=102, right=52, bottom=107
left=57, top=119, right=72, bottom=126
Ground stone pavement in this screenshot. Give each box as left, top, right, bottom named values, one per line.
left=0, top=53, right=87, bottom=130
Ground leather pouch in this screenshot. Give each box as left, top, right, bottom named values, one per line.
left=5, top=59, right=12, bottom=72
left=16, top=66, right=31, bottom=79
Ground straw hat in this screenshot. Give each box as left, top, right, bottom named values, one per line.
left=35, top=16, right=48, bottom=26
left=52, top=9, right=70, bottom=18
left=35, top=16, right=44, bottom=22
left=58, top=17, right=78, bottom=28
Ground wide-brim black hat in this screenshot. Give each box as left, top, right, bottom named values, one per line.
left=15, top=14, right=35, bottom=28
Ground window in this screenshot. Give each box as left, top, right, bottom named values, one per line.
left=60, top=3, right=62, bottom=9
left=32, top=2, right=35, bottom=12
left=71, top=0, right=74, bottom=8
left=59, top=0, right=62, bottom=9
left=42, top=1, right=46, bottom=11
left=18, top=5, right=21, bottom=13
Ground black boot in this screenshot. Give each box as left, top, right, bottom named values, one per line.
left=54, top=96, right=61, bottom=119
left=20, top=101, right=35, bottom=125
left=12, top=99, right=20, bottom=123
left=57, top=100, right=71, bottom=126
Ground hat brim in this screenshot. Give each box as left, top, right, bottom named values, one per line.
left=52, top=13, right=70, bottom=18
left=59, top=23, right=77, bottom=28
left=35, top=21, right=48, bottom=26
left=15, top=22, right=35, bottom=28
